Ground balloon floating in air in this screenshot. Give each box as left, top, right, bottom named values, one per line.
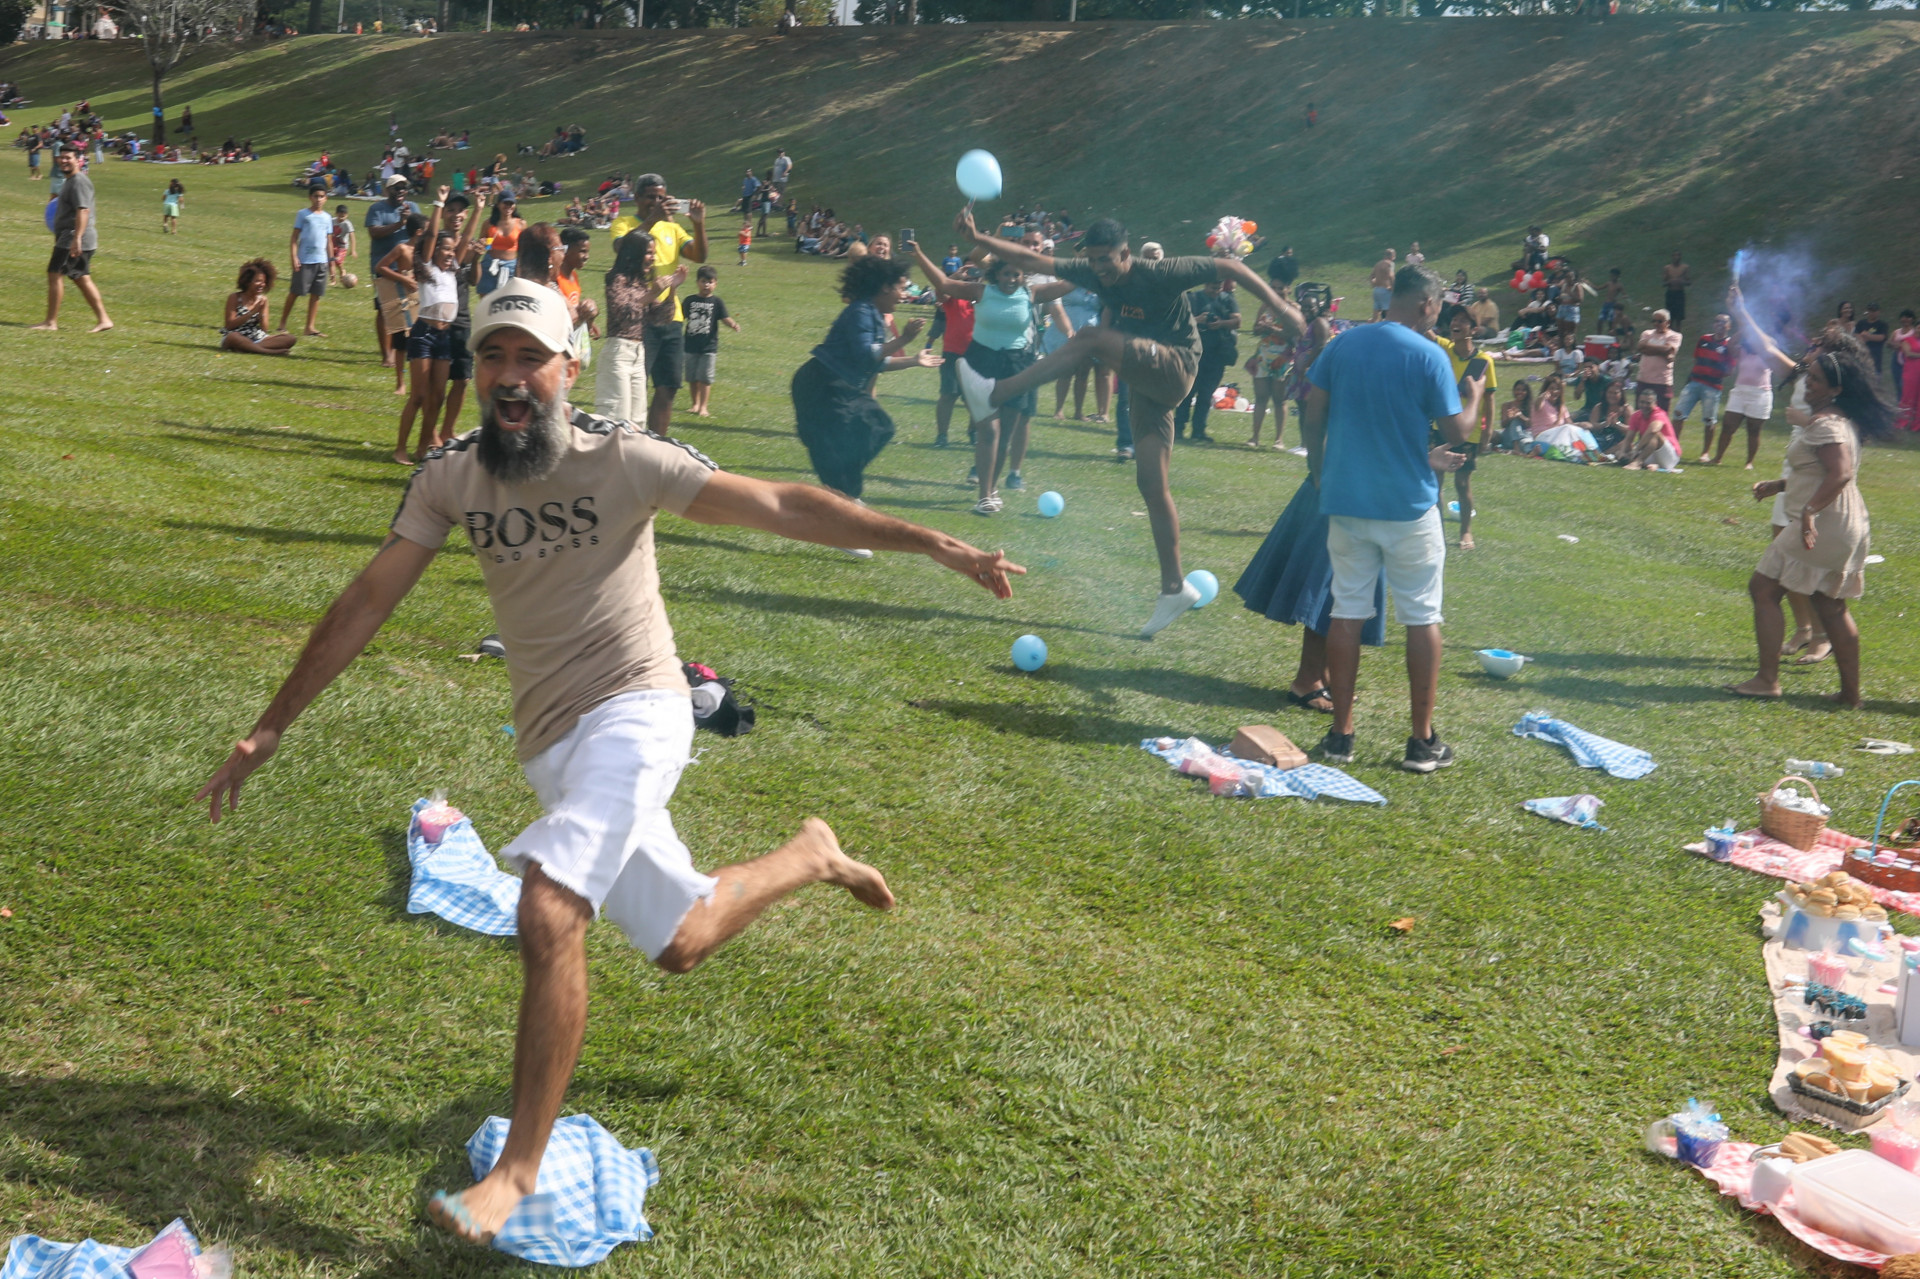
left=1011, top=634, right=1048, bottom=671
left=1037, top=490, right=1065, bottom=518
left=956, top=149, right=1003, bottom=202
left=1186, top=569, right=1219, bottom=609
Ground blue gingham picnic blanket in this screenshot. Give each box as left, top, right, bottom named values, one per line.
left=1140, top=737, right=1388, bottom=806
left=1512, top=712, right=1656, bottom=780
left=408, top=798, right=521, bottom=936
left=3, top=1219, right=209, bottom=1279
left=467, top=1114, right=660, bottom=1267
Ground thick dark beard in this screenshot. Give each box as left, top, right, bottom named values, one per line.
left=477, top=387, right=569, bottom=485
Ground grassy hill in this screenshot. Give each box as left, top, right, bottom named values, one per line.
left=6, top=14, right=1920, bottom=308
left=9, top=18, right=1920, bottom=1279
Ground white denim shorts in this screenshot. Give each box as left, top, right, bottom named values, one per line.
left=1328, top=506, right=1446, bottom=627
left=1725, top=384, right=1774, bottom=421
left=503, top=690, right=716, bottom=959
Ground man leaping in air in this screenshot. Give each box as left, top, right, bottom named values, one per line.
left=950, top=208, right=1303, bottom=638
left=194, top=279, right=1024, bottom=1246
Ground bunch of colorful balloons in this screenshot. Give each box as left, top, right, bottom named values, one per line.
left=1509, top=268, right=1549, bottom=292
left=1205, top=216, right=1259, bottom=257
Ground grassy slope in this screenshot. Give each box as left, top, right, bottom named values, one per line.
left=6, top=14, right=1920, bottom=301
left=3, top=20, right=1920, bottom=1279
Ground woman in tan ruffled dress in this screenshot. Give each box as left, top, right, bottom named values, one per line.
left=1726, top=287, right=1898, bottom=708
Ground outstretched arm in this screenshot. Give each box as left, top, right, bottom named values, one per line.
left=1728, top=285, right=1796, bottom=376
left=1216, top=257, right=1300, bottom=340
left=955, top=207, right=1055, bottom=276
left=682, top=471, right=1025, bottom=597
left=194, top=533, right=440, bottom=821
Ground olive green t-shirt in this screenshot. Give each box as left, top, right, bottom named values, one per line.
left=1053, top=255, right=1218, bottom=361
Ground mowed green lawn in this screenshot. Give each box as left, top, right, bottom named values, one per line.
left=6, top=153, right=1920, bottom=1279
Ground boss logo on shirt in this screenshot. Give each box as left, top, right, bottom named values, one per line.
left=1118, top=304, right=1146, bottom=321
left=464, top=497, right=600, bottom=557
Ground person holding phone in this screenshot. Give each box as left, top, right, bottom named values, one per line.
left=1432, top=309, right=1496, bottom=550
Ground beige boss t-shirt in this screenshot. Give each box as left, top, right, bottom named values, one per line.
left=392, top=408, right=718, bottom=760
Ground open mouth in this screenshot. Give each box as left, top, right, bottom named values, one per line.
left=493, top=395, right=534, bottom=428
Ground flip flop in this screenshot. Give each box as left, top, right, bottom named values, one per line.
left=427, top=1190, right=496, bottom=1246
left=1286, top=686, right=1335, bottom=713
left=1860, top=739, right=1917, bottom=755
left=1723, top=683, right=1782, bottom=700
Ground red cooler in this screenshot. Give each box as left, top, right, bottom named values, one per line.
left=1583, top=335, right=1616, bottom=361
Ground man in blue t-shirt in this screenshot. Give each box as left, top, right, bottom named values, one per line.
left=279, top=181, right=336, bottom=337
left=1302, top=263, right=1486, bottom=774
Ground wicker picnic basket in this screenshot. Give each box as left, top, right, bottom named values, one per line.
left=1787, top=1072, right=1910, bottom=1129
left=1759, top=774, right=1828, bottom=851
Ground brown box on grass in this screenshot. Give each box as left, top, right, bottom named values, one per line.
left=1230, top=725, right=1306, bottom=771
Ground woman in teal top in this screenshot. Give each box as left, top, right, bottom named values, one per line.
left=916, top=250, right=1073, bottom=515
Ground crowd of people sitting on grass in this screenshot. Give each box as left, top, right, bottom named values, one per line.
left=531, top=125, right=588, bottom=159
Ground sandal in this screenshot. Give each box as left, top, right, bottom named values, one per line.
left=1781, top=626, right=1813, bottom=657
left=1285, top=686, right=1335, bottom=713
left=1794, top=637, right=1832, bottom=665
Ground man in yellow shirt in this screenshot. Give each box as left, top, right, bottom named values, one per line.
left=633, top=174, right=707, bottom=437
left=1431, top=309, right=1496, bottom=550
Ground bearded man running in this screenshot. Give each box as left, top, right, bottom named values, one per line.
left=194, top=279, right=1023, bottom=1245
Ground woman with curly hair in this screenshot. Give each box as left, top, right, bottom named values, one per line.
left=1725, top=286, right=1897, bottom=707
left=221, top=259, right=298, bottom=355
left=790, top=255, right=940, bottom=552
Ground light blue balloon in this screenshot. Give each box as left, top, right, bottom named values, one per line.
left=45, top=198, right=58, bottom=231
left=1037, top=490, right=1064, bottom=518
left=1186, top=569, right=1219, bottom=609
left=1011, top=634, right=1048, bottom=671
left=955, top=149, right=1003, bottom=202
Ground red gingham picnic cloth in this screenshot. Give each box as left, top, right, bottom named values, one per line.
left=1685, top=827, right=1920, bottom=920
left=1689, top=1141, right=1889, bottom=1269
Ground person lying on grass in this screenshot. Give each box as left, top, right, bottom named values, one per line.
left=220, top=258, right=297, bottom=355
left=194, top=278, right=1024, bottom=1249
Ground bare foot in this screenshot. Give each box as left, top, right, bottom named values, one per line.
left=795, top=817, right=894, bottom=910
left=1744, top=463, right=1755, bottom=470
left=427, top=1173, right=530, bottom=1245
left=1795, top=639, right=1832, bottom=665
left=304, top=329, right=326, bottom=337
left=1825, top=691, right=1863, bottom=709
left=28, top=322, right=56, bottom=332
left=392, top=450, right=413, bottom=465
left=89, top=320, right=113, bottom=333
left=1697, top=454, right=1713, bottom=463
left=1623, top=461, right=1642, bottom=471
left=393, top=386, right=409, bottom=396
left=1725, top=677, right=1782, bottom=699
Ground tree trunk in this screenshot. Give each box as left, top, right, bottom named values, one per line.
left=437, top=0, right=449, bottom=27
left=904, top=0, right=915, bottom=20
left=307, top=0, right=324, bottom=31
left=150, top=68, right=166, bottom=145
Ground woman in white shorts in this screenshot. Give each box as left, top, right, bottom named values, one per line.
left=1710, top=327, right=1778, bottom=468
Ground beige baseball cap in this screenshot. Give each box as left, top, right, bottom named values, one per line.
left=470, top=279, right=575, bottom=355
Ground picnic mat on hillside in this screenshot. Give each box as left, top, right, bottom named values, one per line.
left=1684, top=826, right=1920, bottom=919
left=1679, top=1140, right=1889, bottom=1269
left=467, top=1114, right=659, bottom=1267
left=1757, top=901, right=1920, bottom=1132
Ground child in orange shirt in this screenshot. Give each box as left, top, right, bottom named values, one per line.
left=737, top=219, right=752, bottom=267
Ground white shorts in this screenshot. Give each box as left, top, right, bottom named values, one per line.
left=1725, top=384, right=1774, bottom=420
left=1328, top=506, right=1446, bottom=627
left=503, top=689, right=716, bottom=959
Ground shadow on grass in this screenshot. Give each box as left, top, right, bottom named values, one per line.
left=906, top=698, right=1171, bottom=747
left=163, top=519, right=385, bottom=547
left=162, top=421, right=378, bottom=464
left=673, top=583, right=1118, bottom=638
left=0, top=1073, right=512, bottom=1273
left=1042, top=663, right=1281, bottom=711
left=655, top=529, right=767, bottom=555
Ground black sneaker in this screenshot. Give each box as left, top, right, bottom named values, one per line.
left=1315, top=730, right=1355, bottom=764
left=1402, top=732, right=1456, bottom=773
